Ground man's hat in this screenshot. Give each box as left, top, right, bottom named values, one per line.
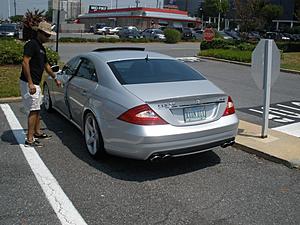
left=37, top=21, right=56, bottom=36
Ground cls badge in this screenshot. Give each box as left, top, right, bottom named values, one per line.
left=157, top=102, right=176, bottom=109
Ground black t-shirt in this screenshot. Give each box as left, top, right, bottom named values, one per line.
left=20, top=39, right=48, bottom=85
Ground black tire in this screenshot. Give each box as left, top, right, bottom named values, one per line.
left=84, top=112, right=106, bottom=158
left=43, top=83, right=53, bottom=112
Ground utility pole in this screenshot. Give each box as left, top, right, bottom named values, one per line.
left=156, top=0, right=159, bottom=8
left=135, top=0, right=140, bottom=8
left=56, top=0, right=60, bottom=52
left=79, top=0, right=82, bottom=14
left=14, top=0, right=16, bottom=16
left=116, top=0, right=118, bottom=9
left=8, top=0, right=11, bottom=19
left=217, top=0, right=221, bottom=31
left=185, top=0, right=189, bottom=12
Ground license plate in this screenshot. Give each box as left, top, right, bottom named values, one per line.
left=184, top=106, right=206, bottom=122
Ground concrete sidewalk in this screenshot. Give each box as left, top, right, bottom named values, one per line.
left=235, top=120, right=300, bottom=169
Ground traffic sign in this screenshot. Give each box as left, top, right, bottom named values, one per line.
left=251, top=39, right=280, bottom=90
left=203, top=28, right=215, bottom=42
left=251, top=39, right=281, bottom=138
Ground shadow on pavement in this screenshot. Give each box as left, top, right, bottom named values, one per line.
left=40, top=109, right=221, bottom=182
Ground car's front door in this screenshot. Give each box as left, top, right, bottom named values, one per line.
left=67, top=58, right=98, bottom=127
left=53, top=56, right=80, bottom=117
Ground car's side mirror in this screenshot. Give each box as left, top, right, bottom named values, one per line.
left=51, top=65, right=60, bottom=73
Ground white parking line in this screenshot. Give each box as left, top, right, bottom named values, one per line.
left=0, top=104, right=87, bottom=225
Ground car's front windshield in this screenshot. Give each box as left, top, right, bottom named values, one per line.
left=108, top=59, right=205, bottom=85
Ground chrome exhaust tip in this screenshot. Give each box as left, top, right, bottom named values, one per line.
left=149, top=154, right=172, bottom=162
left=221, top=141, right=235, bottom=148
left=149, top=155, right=162, bottom=162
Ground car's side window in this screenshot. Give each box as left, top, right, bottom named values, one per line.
left=62, top=57, right=80, bottom=75
left=76, top=58, right=98, bottom=82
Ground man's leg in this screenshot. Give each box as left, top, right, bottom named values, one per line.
left=27, top=110, right=39, bottom=142
left=34, top=111, right=41, bottom=135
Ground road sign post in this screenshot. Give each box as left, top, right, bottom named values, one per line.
left=251, top=39, right=280, bottom=138
left=203, top=28, right=215, bottom=42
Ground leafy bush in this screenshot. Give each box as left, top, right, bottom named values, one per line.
left=45, top=48, right=59, bottom=65
left=0, top=39, right=59, bottom=65
left=276, top=42, right=300, bottom=52
left=200, top=39, right=238, bottom=50
left=59, top=37, right=94, bottom=42
left=199, top=49, right=252, bottom=63
left=164, top=29, right=181, bottom=44
left=0, top=39, right=23, bottom=65
left=236, top=43, right=256, bottom=51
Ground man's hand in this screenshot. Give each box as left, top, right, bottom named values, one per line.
left=55, top=79, right=62, bottom=87
left=28, top=83, right=36, bottom=95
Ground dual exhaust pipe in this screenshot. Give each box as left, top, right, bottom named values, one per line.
left=149, top=154, right=171, bottom=162
left=149, top=140, right=235, bottom=162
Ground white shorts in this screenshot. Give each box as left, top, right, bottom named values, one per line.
left=20, top=80, right=42, bottom=113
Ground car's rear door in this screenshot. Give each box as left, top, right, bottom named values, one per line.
left=67, top=57, right=98, bottom=127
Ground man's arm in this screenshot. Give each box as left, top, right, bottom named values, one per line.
left=45, top=63, right=61, bottom=87
left=22, top=55, right=36, bottom=94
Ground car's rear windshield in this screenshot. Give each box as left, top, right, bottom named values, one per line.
left=108, top=59, right=205, bottom=85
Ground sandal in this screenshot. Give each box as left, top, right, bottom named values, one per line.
left=25, top=140, right=44, bottom=147
left=34, top=133, right=52, bottom=139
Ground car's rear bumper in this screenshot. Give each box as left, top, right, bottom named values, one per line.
left=101, top=114, right=239, bottom=160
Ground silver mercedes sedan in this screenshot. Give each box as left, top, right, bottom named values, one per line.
left=43, top=47, right=239, bottom=161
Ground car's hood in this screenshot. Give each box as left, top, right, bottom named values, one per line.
left=123, top=80, right=224, bottom=102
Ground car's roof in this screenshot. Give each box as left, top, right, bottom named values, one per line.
left=89, top=49, right=174, bottom=62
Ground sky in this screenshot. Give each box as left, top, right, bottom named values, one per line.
left=0, top=0, right=163, bottom=19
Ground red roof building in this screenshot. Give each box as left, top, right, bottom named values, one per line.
left=78, top=7, right=201, bottom=30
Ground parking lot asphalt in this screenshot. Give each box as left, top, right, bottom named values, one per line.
left=0, top=96, right=298, bottom=169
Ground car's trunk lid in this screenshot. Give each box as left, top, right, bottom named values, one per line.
left=123, top=80, right=228, bottom=126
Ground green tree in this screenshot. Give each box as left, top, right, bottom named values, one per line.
left=295, top=0, right=300, bottom=21
left=203, top=0, right=229, bottom=17
left=235, top=0, right=266, bottom=32
left=9, top=15, right=24, bottom=23
left=261, top=4, right=283, bottom=30
left=44, top=9, right=53, bottom=22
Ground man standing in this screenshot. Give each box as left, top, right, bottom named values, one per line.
left=20, top=21, right=61, bottom=147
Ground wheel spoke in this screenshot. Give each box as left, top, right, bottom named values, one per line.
left=87, top=136, right=95, bottom=145
left=87, top=121, right=94, bottom=133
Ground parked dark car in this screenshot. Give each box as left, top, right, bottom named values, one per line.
left=118, top=28, right=142, bottom=39
left=182, top=27, right=195, bottom=40
left=0, top=23, right=19, bottom=38
left=246, top=31, right=261, bottom=41
left=224, top=30, right=241, bottom=40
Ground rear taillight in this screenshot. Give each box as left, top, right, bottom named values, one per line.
left=118, top=104, right=168, bottom=125
left=223, top=96, right=235, bottom=116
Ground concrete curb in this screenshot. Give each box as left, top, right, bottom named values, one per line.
left=198, top=56, right=300, bottom=75
left=0, top=97, right=22, bottom=103
left=233, top=142, right=299, bottom=169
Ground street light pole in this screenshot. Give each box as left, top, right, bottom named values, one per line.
left=56, top=0, right=60, bottom=52
left=14, top=0, right=16, bottom=16
left=217, top=0, right=221, bottom=31
left=116, top=0, right=118, bottom=9
left=8, top=0, right=11, bottom=19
